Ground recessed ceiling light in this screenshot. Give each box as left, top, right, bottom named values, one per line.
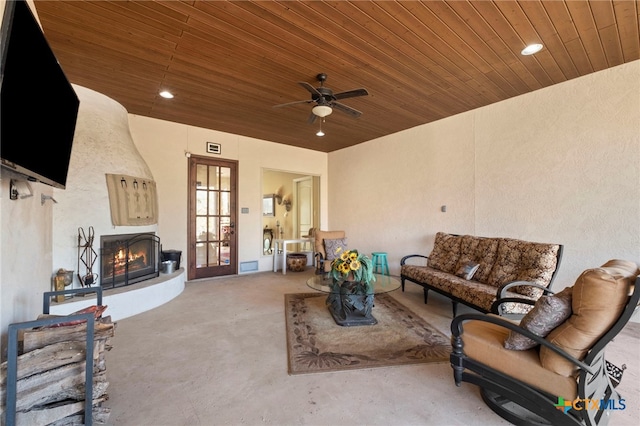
left=521, top=43, right=543, bottom=56
left=159, top=90, right=174, bottom=99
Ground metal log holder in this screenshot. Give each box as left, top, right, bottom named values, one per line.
left=5, top=286, right=102, bottom=426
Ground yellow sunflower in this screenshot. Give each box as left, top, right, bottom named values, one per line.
left=349, top=260, right=361, bottom=271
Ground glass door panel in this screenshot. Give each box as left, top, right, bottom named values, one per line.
left=189, top=156, right=237, bottom=279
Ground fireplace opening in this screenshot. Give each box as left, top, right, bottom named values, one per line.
left=100, top=233, right=161, bottom=289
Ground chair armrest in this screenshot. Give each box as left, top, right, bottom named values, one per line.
left=492, top=281, right=555, bottom=316
left=497, top=280, right=555, bottom=299
left=490, top=297, right=536, bottom=316
left=450, top=313, right=594, bottom=374
left=400, top=254, right=428, bottom=266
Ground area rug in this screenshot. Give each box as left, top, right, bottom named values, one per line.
left=285, top=292, right=451, bottom=375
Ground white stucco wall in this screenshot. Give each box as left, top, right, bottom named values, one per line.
left=51, top=86, right=157, bottom=287
left=328, top=60, right=640, bottom=288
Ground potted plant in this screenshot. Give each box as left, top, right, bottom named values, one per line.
left=327, top=248, right=378, bottom=326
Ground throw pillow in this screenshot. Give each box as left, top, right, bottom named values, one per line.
left=324, top=238, right=348, bottom=261
left=504, top=286, right=573, bottom=350
left=455, top=261, right=480, bottom=280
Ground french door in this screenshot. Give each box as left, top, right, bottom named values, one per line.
left=188, top=156, right=238, bottom=280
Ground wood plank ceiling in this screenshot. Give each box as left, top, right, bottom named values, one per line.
left=33, top=0, right=639, bottom=152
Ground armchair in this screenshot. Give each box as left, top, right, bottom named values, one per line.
left=313, top=230, right=346, bottom=275
left=450, top=260, right=640, bottom=426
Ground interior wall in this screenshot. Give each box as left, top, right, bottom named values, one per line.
left=328, top=60, right=640, bottom=288
left=127, top=116, right=329, bottom=274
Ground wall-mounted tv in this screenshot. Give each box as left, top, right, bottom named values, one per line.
left=1, top=0, right=80, bottom=189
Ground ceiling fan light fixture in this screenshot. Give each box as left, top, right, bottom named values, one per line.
left=316, top=118, right=325, bottom=137
left=312, top=105, right=332, bottom=118
left=521, top=43, right=543, bottom=55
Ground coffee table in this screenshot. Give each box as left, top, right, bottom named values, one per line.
left=306, top=274, right=401, bottom=326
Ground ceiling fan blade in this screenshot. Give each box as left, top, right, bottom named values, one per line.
left=273, top=99, right=312, bottom=108
left=331, top=101, right=362, bottom=118
left=333, top=88, right=369, bottom=100
left=298, top=81, right=322, bottom=97
left=307, top=111, right=317, bottom=124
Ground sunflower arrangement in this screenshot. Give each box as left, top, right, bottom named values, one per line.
left=330, top=247, right=376, bottom=287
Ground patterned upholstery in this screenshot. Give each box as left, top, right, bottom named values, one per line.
left=486, top=238, right=560, bottom=297
left=426, top=232, right=462, bottom=274
left=453, top=235, right=499, bottom=283
left=401, top=232, right=562, bottom=315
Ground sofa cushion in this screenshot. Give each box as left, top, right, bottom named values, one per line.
left=504, top=287, right=572, bottom=350
left=323, top=238, right=348, bottom=261
left=453, top=235, right=499, bottom=283
left=427, top=232, right=462, bottom=274
left=402, top=264, right=536, bottom=314
left=486, top=238, right=560, bottom=296
left=402, top=265, right=458, bottom=295
left=540, top=259, right=638, bottom=377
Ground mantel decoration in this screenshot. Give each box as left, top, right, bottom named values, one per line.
left=327, top=248, right=377, bottom=326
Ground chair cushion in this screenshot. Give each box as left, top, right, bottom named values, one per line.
left=504, top=287, right=572, bottom=350
left=324, top=238, right=348, bottom=261
left=540, top=259, right=639, bottom=377
left=427, top=232, right=462, bottom=274
left=461, top=318, right=579, bottom=401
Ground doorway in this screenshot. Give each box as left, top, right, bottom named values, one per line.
left=188, top=156, right=238, bottom=280
left=262, top=169, right=319, bottom=255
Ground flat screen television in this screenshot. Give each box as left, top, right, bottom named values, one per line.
left=1, top=0, right=79, bottom=189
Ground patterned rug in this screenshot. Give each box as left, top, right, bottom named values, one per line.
left=285, top=292, right=451, bottom=375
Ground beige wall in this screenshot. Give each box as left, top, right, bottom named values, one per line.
left=127, top=116, right=329, bottom=274
left=329, top=60, right=640, bottom=288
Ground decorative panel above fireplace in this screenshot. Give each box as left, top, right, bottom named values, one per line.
left=100, top=233, right=160, bottom=289
left=105, top=174, right=158, bottom=226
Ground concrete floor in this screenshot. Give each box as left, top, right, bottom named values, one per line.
left=103, top=269, right=639, bottom=426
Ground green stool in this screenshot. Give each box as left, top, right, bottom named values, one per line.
left=371, top=252, right=389, bottom=275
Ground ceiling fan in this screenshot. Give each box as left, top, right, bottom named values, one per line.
left=273, top=73, right=369, bottom=124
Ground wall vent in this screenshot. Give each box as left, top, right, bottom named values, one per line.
left=239, top=261, right=258, bottom=273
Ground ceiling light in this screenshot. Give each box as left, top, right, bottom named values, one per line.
left=159, top=90, right=174, bottom=99
left=316, top=118, right=325, bottom=137
left=521, top=43, right=543, bottom=55
left=312, top=105, right=332, bottom=118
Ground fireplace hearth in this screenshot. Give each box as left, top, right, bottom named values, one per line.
left=100, top=233, right=161, bottom=289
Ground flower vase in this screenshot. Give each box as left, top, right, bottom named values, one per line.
left=326, top=277, right=376, bottom=327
